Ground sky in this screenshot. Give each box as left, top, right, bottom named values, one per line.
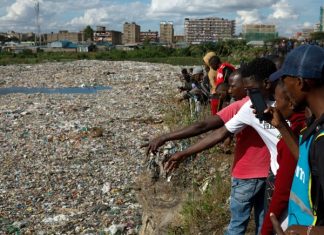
left=0, top=0, right=323, bottom=37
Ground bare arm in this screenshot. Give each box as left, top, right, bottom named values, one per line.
left=145, top=115, right=224, bottom=155
left=164, top=126, right=231, bottom=172
left=276, top=121, right=299, bottom=160
left=265, top=107, right=299, bottom=160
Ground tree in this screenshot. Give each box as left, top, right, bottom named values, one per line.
left=310, top=32, right=324, bottom=41
left=84, top=25, right=94, bottom=41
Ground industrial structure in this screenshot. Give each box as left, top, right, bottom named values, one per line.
left=140, top=30, right=159, bottom=42
left=34, top=0, right=42, bottom=45
left=93, top=26, right=122, bottom=45
left=184, top=17, right=235, bottom=44
left=242, top=24, right=278, bottom=42
left=46, top=31, right=84, bottom=43
left=160, top=21, right=174, bottom=44
left=123, top=22, right=140, bottom=44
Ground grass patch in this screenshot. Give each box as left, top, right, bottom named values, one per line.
left=180, top=173, right=231, bottom=235
left=160, top=98, right=232, bottom=234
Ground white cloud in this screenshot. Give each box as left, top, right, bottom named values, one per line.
left=149, top=0, right=279, bottom=14
left=67, top=2, right=147, bottom=31
left=0, top=0, right=319, bottom=37
left=268, top=0, right=298, bottom=20
left=236, top=9, right=262, bottom=25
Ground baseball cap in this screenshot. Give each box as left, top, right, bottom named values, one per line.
left=192, top=66, right=203, bottom=76
left=269, top=44, right=324, bottom=82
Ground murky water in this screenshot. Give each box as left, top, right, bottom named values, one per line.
left=0, top=86, right=112, bottom=95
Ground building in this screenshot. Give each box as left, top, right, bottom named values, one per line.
left=173, top=35, right=185, bottom=43
left=93, top=26, right=122, bottom=45
left=301, top=27, right=315, bottom=40
left=47, top=30, right=84, bottom=43
left=242, top=24, right=278, bottom=42
left=315, top=23, right=321, bottom=32
left=184, top=17, right=235, bottom=44
left=123, top=22, right=140, bottom=44
left=160, top=21, right=174, bottom=44
left=140, top=30, right=159, bottom=42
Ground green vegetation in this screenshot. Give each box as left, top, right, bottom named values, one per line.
left=83, top=25, right=94, bottom=41
left=162, top=100, right=232, bottom=234
left=0, top=40, right=270, bottom=66
left=180, top=174, right=231, bottom=234
left=311, top=32, right=324, bottom=41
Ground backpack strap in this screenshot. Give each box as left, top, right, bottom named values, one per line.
left=309, top=125, right=324, bottom=215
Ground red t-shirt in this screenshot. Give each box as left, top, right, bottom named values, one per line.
left=217, top=97, right=270, bottom=179
left=261, top=112, right=306, bottom=235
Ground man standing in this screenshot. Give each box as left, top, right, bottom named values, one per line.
left=203, top=52, right=235, bottom=115
left=271, top=45, right=324, bottom=228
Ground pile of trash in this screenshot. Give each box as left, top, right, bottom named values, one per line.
left=0, top=60, right=182, bottom=234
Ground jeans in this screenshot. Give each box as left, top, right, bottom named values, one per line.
left=225, top=177, right=266, bottom=235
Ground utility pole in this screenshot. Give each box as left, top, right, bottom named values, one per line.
left=34, top=0, right=41, bottom=45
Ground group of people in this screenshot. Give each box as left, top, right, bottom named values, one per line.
left=145, top=44, right=324, bottom=235
left=177, top=52, right=235, bottom=116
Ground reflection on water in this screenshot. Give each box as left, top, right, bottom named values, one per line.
left=0, top=86, right=112, bottom=95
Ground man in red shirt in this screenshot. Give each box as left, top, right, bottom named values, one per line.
left=145, top=70, right=270, bottom=234
left=209, top=56, right=235, bottom=115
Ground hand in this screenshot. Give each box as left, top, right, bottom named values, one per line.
left=264, top=107, right=286, bottom=129
left=163, top=152, right=185, bottom=174
left=270, top=213, right=310, bottom=235
left=270, top=213, right=285, bottom=235
left=141, top=136, right=167, bottom=156
left=178, top=86, right=185, bottom=92
left=250, top=105, right=285, bottom=127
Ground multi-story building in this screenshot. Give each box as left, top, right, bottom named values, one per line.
left=301, top=27, right=315, bottom=40
left=174, top=35, right=185, bottom=43
left=123, top=22, right=140, bottom=44
left=242, top=24, right=278, bottom=42
left=160, top=21, right=174, bottom=44
left=140, top=30, right=159, bottom=42
left=94, top=26, right=108, bottom=42
left=184, top=17, right=235, bottom=44
left=93, top=26, right=122, bottom=45
left=47, top=30, right=84, bottom=43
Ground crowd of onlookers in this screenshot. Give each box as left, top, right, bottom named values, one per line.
left=144, top=44, right=324, bottom=234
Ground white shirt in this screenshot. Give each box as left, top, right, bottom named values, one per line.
left=225, top=99, right=281, bottom=175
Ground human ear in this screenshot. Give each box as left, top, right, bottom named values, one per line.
left=264, top=79, right=271, bottom=90
left=300, top=78, right=310, bottom=92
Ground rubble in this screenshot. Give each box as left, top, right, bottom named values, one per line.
left=0, top=60, right=181, bottom=234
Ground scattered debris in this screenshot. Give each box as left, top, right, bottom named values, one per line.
left=0, top=60, right=180, bottom=234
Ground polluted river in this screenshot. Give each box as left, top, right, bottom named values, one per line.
left=0, top=60, right=181, bottom=234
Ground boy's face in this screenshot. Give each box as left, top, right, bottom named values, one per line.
left=281, top=76, right=307, bottom=111
left=242, top=76, right=264, bottom=90
left=274, top=84, right=293, bottom=119
left=228, top=74, right=246, bottom=100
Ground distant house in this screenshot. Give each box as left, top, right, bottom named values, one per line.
left=44, top=40, right=78, bottom=52
left=96, top=41, right=115, bottom=51
left=48, top=40, right=77, bottom=48
left=116, top=43, right=140, bottom=51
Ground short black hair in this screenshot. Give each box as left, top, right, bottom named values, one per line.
left=229, top=68, right=242, bottom=77
left=216, top=82, right=229, bottom=91
left=241, top=58, right=276, bottom=82
left=209, top=56, right=221, bottom=66
left=181, top=68, right=188, bottom=74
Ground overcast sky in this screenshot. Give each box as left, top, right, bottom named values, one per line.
left=0, top=0, right=323, bottom=37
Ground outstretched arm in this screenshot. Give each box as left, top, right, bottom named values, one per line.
left=145, top=115, right=224, bottom=155
left=164, top=126, right=231, bottom=172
